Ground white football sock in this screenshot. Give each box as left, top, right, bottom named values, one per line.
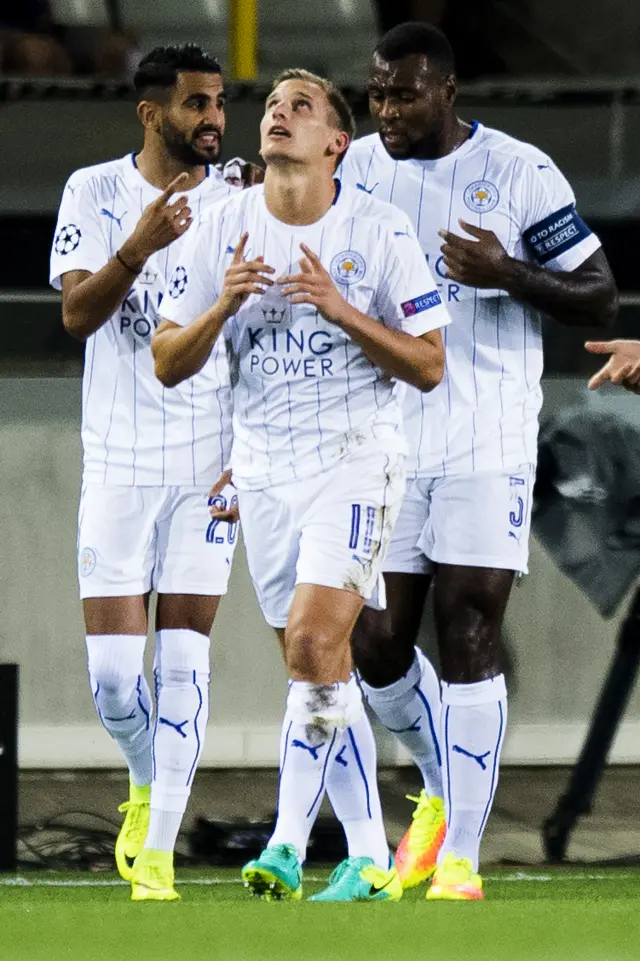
left=145, top=628, right=210, bottom=852
left=438, top=675, right=508, bottom=872
left=360, top=648, right=443, bottom=798
left=325, top=677, right=389, bottom=869
left=144, top=809, right=184, bottom=854
left=86, top=634, right=152, bottom=787
left=269, top=680, right=349, bottom=862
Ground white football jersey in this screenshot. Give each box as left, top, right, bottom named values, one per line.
left=50, top=154, right=235, bottom=486
left=161, top=183, right=451, bottom=491
left=339, top=124, right=602, bottom=476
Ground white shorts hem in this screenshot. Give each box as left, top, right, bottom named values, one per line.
left=295, top=576, right=374, bottom=600
left=382, top=559, right=431, bottom=575
left=425, top=549, right=529, bottom=575
left=259, top=579, right=374, bottom=628
left=155, top=580, right=230, bottom=597
left=261, top=612, right=289, bottom=629
left=79, top=582, right=150, bottom=600
left=79, top=579, right=230, bottom=600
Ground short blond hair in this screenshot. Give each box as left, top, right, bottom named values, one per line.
left=270, top=68, right=356, bottom=158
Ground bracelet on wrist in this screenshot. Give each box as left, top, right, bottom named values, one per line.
left=116, top=249, right=142, bottom=275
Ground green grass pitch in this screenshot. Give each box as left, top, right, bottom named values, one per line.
left=2, top=867, right=640, bottom=961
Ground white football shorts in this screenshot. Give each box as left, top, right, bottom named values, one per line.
left=238, top=446, right=406, bottom=628
left=384, top=465, right=535, bottom=575
left=77, top=483, right=238, bottom=598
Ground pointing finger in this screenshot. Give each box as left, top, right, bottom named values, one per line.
left=459, top=219, right=487, bottom=239
left=232, top=258, right=275, bottom=275
left=232, top=233, right=249, bottom=264
left=588, top=364, right=612, bottom=390
left=300, top=243, right=322, bottom=266
left=585, top=341, right=616, bottom=355
left=438, top=229, right=473, bottom=249
left=209, top=469, right=234, bottom=497
left=160, top=172, right=190, bottom=202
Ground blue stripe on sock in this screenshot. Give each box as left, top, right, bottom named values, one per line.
left=93, top=682, right=105, bottom=727
left=444, top=705, right=452, bottom=828
left=186, top=670, right=203, bottom=786
left=93, top=681, right=104, bottom=724
left=478, top=701, right=504, bottom=837
left=151, top=667, right=160, bottom=782
left=306, top=728, right=337, bottom=819
left=275, top=720, right=293, bottom=822
left=413, top=683, right=442, bottom=768
left=136, top=675, right=150, bottom=731
left=347, top=727, right=372, bottom=819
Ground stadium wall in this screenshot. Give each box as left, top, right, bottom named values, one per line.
left=1, top=377, right=639, bottom=767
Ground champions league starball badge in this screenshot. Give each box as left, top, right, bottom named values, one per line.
left=168, top=266, right=188, bottom=298
left=54, top=224, right=82, bottom=255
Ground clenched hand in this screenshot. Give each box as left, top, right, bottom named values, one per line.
left=439, top=220, right=511, bottom=288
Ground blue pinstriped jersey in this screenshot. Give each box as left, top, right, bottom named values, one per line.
left=340, top=124, right=601, bottom=475
left=162, top=183, right=452, bottom=491
left=50, top=154, right=235, bottom=486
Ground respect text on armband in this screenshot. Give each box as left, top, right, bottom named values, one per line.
left=522, top=204, right=591, bottom=266
left=246, top=326, right=334, bottom=378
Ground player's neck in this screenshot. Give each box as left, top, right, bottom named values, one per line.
left=134, top=146, right=206, bottom=192
left=263, top=165, right=337, bottom=226
left=414, top=115, right=472, bottom=161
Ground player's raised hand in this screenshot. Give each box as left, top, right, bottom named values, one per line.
left=217, top=233, right=275, bottom=319
left=586, top=339, right=640, bottom=392
left=208, top=469, right=239, bottom=522
left=124, top=173, right=193, bottom=264
left=279, top=244, right=349, bottom=324
left=439, top=220, right=510, bottom=288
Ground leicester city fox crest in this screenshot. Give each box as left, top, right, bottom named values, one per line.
left=330, top=250, right=366, bottom=286
left=463, top=181, right=499, bottom=214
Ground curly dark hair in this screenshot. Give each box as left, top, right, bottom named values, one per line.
left=376, top=22, right=456, bottom=76
left=134, top=44, right=221, bottom=101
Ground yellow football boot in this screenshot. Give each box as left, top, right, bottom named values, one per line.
left=426, top=853, right=484, bottom=901
left=130, top=848, right=180, bottom=902
left=394, top=792, right=446, bottom=889
left=115, top=780, right=150, bottom=881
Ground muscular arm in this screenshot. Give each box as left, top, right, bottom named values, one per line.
left=153, top=236, right=274, bottom=387
left=61, top=248, right=143, bottom=341
left=152, top=308, right=227, bottom=387
left=337, top=306, right=445, bottom=391
left=496, top=249, right=618, bottom=329
left=281, top=243, right=445, bottom=392
left=60, top=173, right=192, bottom=341
left=441, top=223, right=619, bottom=329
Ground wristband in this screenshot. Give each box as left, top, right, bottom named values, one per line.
left=116, top=249, right=142, bottom=275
